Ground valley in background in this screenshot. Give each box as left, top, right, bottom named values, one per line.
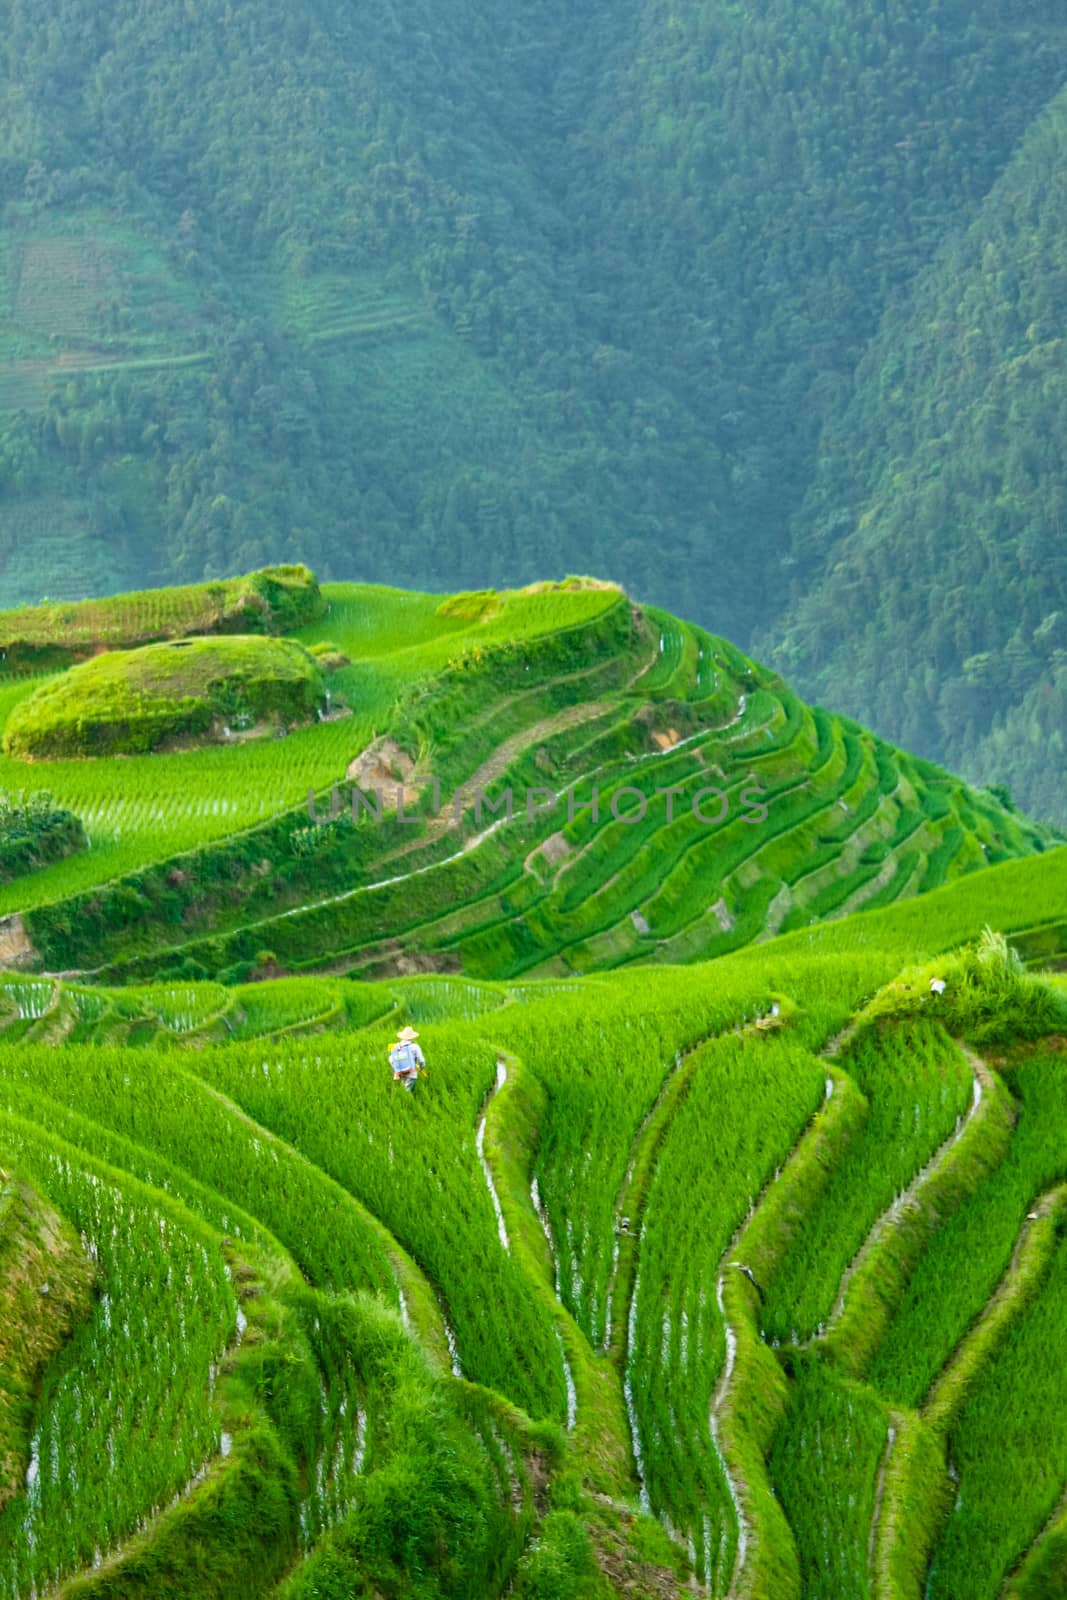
left=0, top=0, right=1065, bottom=820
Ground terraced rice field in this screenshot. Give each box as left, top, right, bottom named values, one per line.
left=0, top=236, right=431, bottom=426
left=0, top=571, right=1063, bottom=1594
left=11, top=237, right=116, bottom=342
left=270, top=269, right=428, bottom=346
left=0, top=578, right=1050, bottom=985
left=0, top=580, right=624, bottom=921
left=1, top=892, right=1066, bottom=1597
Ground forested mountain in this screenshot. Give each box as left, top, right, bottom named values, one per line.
left=0, top=0, right=1065, bottom=817
left=768, top=85, right=1067, bottom=826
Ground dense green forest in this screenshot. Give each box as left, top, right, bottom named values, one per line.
left=0, top=0, right=1064, bottom=818
left=769, top=88, right=1067, bottom=827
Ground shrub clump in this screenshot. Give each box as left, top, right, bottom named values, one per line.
left=862, top=927, right=1067, bottom=1042
left=308, top=640, right=351, bottom=671
left=0, top=790, right=86, bottom=881
left=512, top=1511, right=599, bottom=1599
left=3, top=635, right=327, bottom=760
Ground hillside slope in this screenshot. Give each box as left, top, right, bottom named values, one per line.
left=0, top=572, right=1053, bottom=983
left=1, top=1, right=1066, bottom=829
left=773, top=84, right=1067, bottom=827
left=0, top=847, right=1065, bottom=1596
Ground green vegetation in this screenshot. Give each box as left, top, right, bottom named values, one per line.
left=927, top=1186, right=1067, bottom=1600
left=0, top=863, right=1062, bottom=1593
left=771, top=87, right=1067, bottom=829
left=870, top=1047, right=1067, bottom=1409
left=770, top=1359, right=889, bottom=1597
left=0, top=566, right=324, bottom=671
left=0, top=575, right=1049, bottom=985
left=0, top=1118, right=239, bottom=1597
left=193, top=1029, right=568, bottom=1420
left=625, top=1031, right=826, bottom=1588
left=0, top=3, right=1065, bottom=818
left=0, top=578, right=626, bottom=916
left=0, top=1169, right=94, bottom=1510
left=0, top=574, right=1061, bottom=1595
left=759, top=1023, right=975, bottom=1348
left=0, top=790, right=85, bottom=881
left=3, top=635, right=328, bottom=759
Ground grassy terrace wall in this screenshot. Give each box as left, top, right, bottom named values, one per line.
left=18, top=596, right=640, bottom=973
left=0, top=576, right=1054, bottom=990
left=0, top=1170, right=95, bottom=1511
left=387, top=590, right=639, bottom=769
left=0, top=564, right=326, bottom=674
left=26, top=693, right=1054, bottom=986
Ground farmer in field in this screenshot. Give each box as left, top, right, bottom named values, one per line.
left=389, top=1025, right=426, bottom=1093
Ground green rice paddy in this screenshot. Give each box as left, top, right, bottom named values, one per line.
left=0, top=571, right=1065, bottom=1597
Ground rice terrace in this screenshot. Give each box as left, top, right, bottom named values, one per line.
left=0, top=566, right=1065, bottom=1600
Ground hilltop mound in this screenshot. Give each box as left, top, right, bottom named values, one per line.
left=2, top=634, right=328, bottom=759
left=0, top=564, right=325, bottom=674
